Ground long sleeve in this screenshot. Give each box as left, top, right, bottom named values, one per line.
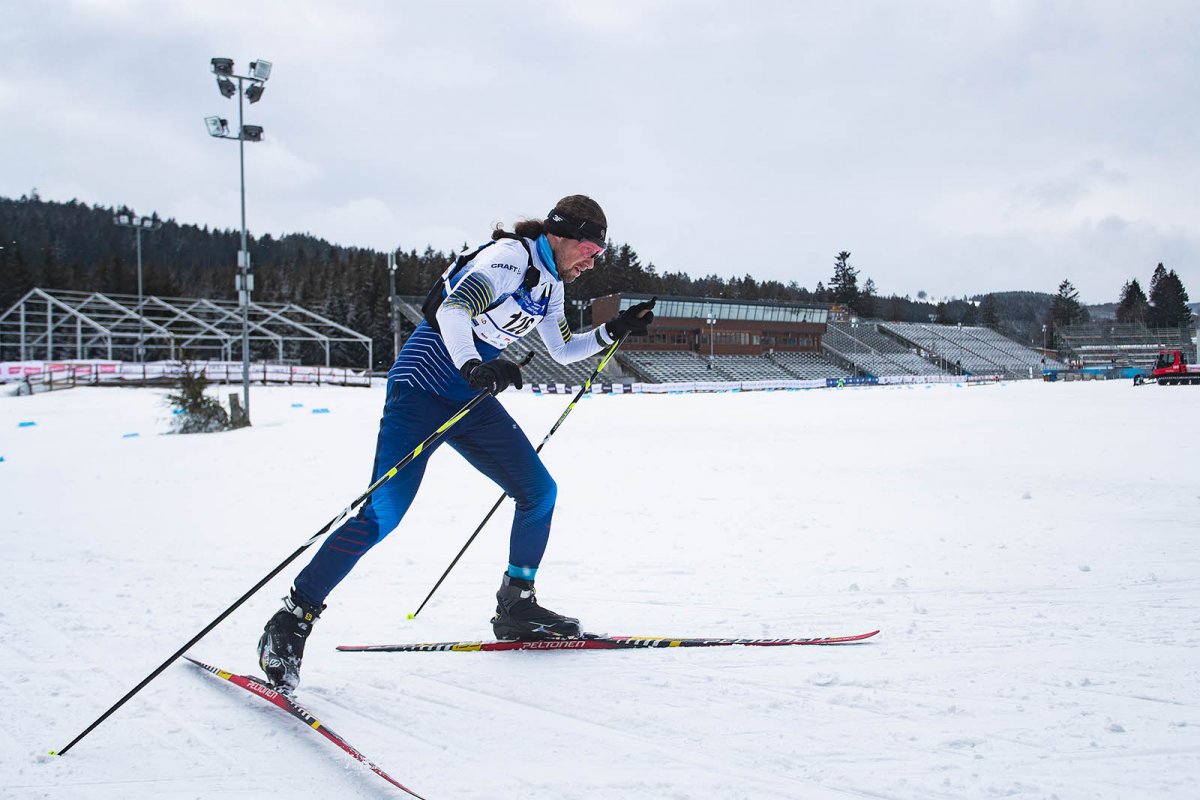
left=437, top=302, right=481, bottom=370
left=436, top=266, right=499, bottom=370
left=535, top=284, right=613, bottom=364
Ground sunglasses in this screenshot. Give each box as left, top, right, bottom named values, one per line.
left=576, top=239, right=605, bottom=259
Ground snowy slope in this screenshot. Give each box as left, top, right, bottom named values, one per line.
left=1, top=380, right=1197, bottom=799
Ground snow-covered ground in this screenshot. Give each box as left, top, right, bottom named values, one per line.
left=1, top=379, right=1197, bottom=799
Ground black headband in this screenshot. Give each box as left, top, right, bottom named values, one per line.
left=544, top=209, right=606, bottom=248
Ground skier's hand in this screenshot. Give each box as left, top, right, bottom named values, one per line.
left=605, top=296, right=657, bottom=340
left=461, top=358, right=524, bottom=394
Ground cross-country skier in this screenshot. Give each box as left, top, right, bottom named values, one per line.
left=258, top=195, right=656, bottom=690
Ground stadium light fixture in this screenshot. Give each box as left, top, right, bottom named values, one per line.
left=205, top=116, right=229, bottom=137
left=203, top=55, right=273, bottom=426
left=248, top=60, right=272, bottom=81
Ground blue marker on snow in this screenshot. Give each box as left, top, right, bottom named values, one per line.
left=18, top=421, right=36, bottom=428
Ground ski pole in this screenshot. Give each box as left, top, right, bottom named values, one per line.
left=408, top=334, right=628, bottom=619
left=50, top=357, right=528, bottom=757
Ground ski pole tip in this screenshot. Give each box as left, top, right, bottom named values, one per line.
left=48, top=750, right=59, bottom=756
left=406, top=612, right=415, bottom=620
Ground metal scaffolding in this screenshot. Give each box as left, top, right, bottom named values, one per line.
left=0, top=288, right=373, bottom=370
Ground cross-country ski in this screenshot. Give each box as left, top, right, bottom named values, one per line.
left=337, top=630, right=880, bottom=652
left=183, top=657, right=426, bottom=799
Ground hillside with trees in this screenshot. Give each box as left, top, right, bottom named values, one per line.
left=1, top=195, right=1191, bottom=367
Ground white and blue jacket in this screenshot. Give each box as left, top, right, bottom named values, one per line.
left=388, top=236, right=612, bottom=400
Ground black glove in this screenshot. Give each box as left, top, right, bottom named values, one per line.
left=605, top=296, right=657, bottom=340
left=460, top=358, right=524, bottom=394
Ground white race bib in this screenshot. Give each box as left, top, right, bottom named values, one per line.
left=471, top=285, right=551, bottom=348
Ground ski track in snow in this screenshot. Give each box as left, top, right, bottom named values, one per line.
left=1, top=380, right=1198, bottom=799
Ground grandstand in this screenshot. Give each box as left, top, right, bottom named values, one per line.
left=393, top=291, right=1057, bottom=386
left=878, top=321, right=1063, bottom=376
left=707, top=355, right=798, bottom=380
left=1058, top=323, right=1194, bottom=369
left=394, top=295, right=428, bottom=328
left=619, top=350, right=853, bottom=382
left=823, top=322, right=948, bottom=377
left=588, top=293, right=863, bottom=383
left=621, top=350, right=726, bottom=382
left=766, top=352, right=854, bottom=380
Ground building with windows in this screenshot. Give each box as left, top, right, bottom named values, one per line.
left=588, top=294, right=832, bottom=356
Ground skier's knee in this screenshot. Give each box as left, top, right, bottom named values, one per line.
left=519, top=473, right=556, bottom=516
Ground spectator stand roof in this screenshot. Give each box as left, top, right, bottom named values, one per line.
left=613, top=293, right=832, bottom=324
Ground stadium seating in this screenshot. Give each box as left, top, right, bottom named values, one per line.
left=766, top=351, right=854, bottom=379
left=620, top=350, right=729, bottom=382
left=1059, top=323, right=1192, bottom=369
left=708, top=355, right=797, bottom=380
left=620, top=349, right=855, bottom=382
left=823, top=323, right=948, bottom=377
left=878, top=321, right=1063, bottom=376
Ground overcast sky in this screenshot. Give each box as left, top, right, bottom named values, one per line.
left=3, top=1, right=1198, bottom=303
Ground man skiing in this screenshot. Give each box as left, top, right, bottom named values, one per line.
left=258, top=195, right=655, bottom=690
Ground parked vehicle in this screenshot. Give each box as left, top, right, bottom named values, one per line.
left=1134, top=350, right=1200, bottom=386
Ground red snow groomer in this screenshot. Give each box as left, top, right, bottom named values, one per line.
left=1134, top=349, right=1200, bottom=386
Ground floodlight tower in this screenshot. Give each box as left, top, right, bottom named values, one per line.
left=205, top=56, right=272, bottom=425
left=113, top=209, right=162, bottom=362
left=388, top=251, right=401, bottom=362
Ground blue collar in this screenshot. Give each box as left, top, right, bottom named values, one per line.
left=535, top=234, right=559, bottom=280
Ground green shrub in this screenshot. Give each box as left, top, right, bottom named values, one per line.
left=168, top=362, right=232, bottom=434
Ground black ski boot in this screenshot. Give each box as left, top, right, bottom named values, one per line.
left=491, top=573, right=581, bottom=640
left=258, top=587, right=325, bottom=691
